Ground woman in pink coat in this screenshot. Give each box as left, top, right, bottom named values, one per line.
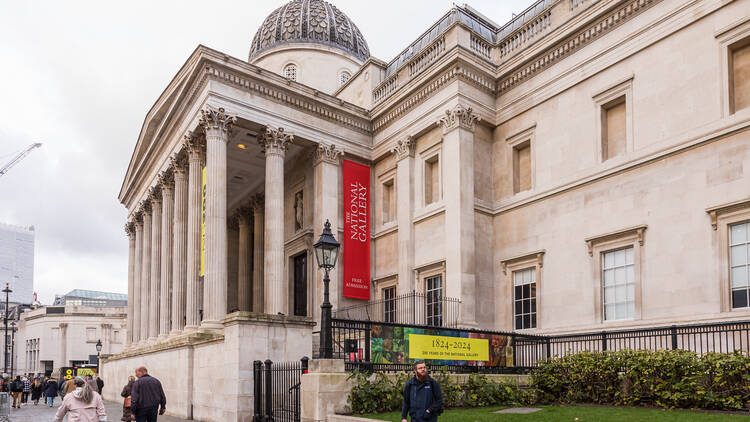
left=54, top=376, right=107, bottom=422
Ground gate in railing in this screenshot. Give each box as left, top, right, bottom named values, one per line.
left=253, top=357, right=308, bottom=422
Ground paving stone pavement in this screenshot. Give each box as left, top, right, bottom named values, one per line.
left=6, top=400, right=190, bottom=422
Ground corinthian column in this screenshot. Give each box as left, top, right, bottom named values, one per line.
left=438, top=104, right=479, bottom=328
left=159, top=171, right=174, bottom=339
left=199, top=106, right=236, bottom=329
left=171, top=154, right=188, bottom=334
left=227, top=216, right=239, bottom=313
left=125, top=222, right=136, bottom=346
left=184, top=133, right=204, bottom=332
left=149, top=188, right=162, bottom=341
left=251, top=194, right=265, bottom=313
left=132, top=215, right=143, bottom=344
left=237, top=207, right=252, bottom=312
left=259, top=127, right=293, bottom=315
left=140, top=202, right=152, bottom=344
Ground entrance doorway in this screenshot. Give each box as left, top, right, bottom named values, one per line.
left=293, top=253, right=307, bottom=317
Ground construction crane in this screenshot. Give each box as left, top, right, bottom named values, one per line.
left=0, top=143, right=42, bottom=178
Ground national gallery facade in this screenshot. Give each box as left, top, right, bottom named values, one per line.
left=104, top=0, right=750, bottom=419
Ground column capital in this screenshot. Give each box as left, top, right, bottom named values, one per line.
left=158, top=170, right=174, bottom=192
left=258, top=126, right=293, bottom=157
left=59, top=323, right=68, bottom=329
left=227, top=215, right=239, bottom=230
left=437, top=104, right=480, bottom=134
left=199, top=106, right=237, bottom=137
left=125, top=222, right=136, bottom=237
left=390, top=136, right=416, bottom=161
left=250, top=193, right=265, bottom=212
left=170, top=153, right=188, bottom=177
left=148, top=186, right=163, bottom=205
left=312, top=142, right=343, bottom=166
left=183, top=131, right=205, bottom=162
left=139, top=199, right=152, bottom=215
left=236, top=206, right=252, bottom=226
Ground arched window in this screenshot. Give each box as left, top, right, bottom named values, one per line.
left=284, top=64, right=297, bottom=81
left=339, top=71, right=351, bottom=86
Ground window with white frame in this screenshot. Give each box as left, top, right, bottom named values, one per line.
left=513, top=268, right=537, bottom=329
left=339, top=71, right=351, bottom=86
left=602, top=247, right=635, bottom=320
left=730, top=221, right=750, bottom=308
left=426, top=275, right=443, bottom=327
left=284, top=64, right=297, bottom=81
left=383, top=286, right=396, bottom=323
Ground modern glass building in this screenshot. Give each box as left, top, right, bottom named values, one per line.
left=0, top=222, right=35, bottom=305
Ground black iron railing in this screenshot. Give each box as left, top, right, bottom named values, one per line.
left=253, top=357, right=308, bottom=422
left=332, top=291, right=461, bottom=327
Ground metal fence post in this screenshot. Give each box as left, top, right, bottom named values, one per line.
left=253, top=360, right=262, bottom=422
left=264, top=359, right=273, bottom=421
left=670, top=325, right=678, bottom=350
left=365, top=322, right=371, bottom=362
left=545, top=336, right=551, bottom=360
left=601, top=331, right=607, bottom=351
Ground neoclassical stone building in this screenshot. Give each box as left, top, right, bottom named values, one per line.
left=105, top=0, right=750, bottom=419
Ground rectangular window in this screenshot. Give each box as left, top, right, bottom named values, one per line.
left=383, top=287, right=396, bottom=323
left=424, top=155, right=440, bottom=205
left=730, top=221, right=750, bottom=308
left=602, top=97, right=627, bottom=160
left=732, top=42, right=750, bottom=113
left=382, top=179, right=395, bottom=223
left=425, top=275, right=443, bottom=327
left=513, top=141, right=531, bottom=193
left=602, top=247, right=635, bottom=320
left=513, top=268, right=537, bottom=329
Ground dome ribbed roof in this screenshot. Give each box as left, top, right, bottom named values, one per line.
left=249, top=0, right=370, bottom=62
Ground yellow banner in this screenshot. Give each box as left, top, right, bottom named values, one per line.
left=200, top=165, right=206, bottom=277
left=409, top=334, right=489, bottom=361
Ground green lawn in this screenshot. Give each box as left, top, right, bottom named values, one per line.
left=360, top=405, right=750, bottom=421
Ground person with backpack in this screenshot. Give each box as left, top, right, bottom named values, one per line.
left=10, top=376, right=23, bottom=408
left=401, top=362, right=443, bottom=422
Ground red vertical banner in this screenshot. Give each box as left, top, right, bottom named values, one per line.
left=342, top=159, right=371, bottom=299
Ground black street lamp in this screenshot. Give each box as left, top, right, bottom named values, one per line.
left=313, top=220, right=340, bottom=359
left=95, top=339, right=103, bottom=374
left=2, top=283, right=12, bottom=374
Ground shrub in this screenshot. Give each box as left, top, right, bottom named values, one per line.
left=531, top=349, right=750, bottom=411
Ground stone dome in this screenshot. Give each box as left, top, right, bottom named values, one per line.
left=249, top=0, right=370, bottom=63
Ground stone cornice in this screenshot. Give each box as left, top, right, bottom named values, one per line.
left=102, top=331, right=225, bottom=361
left=498, top=0, right=661, bottom=94
left=312, top=142, right=343, bottom=166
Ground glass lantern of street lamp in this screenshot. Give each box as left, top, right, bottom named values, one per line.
left=95, top=339, right=103, bottom=353
left=313, top=220, right=340, bottom=271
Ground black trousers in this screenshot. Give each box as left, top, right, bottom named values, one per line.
left=135, top=407, right=159, bottom=422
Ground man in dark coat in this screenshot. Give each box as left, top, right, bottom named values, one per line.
left=401, top=362, right=443, bottom=422
left=96, top=376, right=104, bottom=395
left=43, top=378, right=58, bottom=407
left=130, top=366, right=166, bottom=422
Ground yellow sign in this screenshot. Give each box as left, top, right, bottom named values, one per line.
left=64, top=368, right=74, bottom=380
left=77, top=368, right=96, bottom=377
left=200, top=165, right=206, bottom=277
left=409, top=334, right=489, bottom=361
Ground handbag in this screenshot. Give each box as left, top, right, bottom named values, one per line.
left=124, top=396, right=131, bottom=407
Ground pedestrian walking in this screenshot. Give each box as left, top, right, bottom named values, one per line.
left=54, top=376, right=107, bottom=422
left=86, top=375, right=99, bottom=393
left=120, top=376, right=135, bottom=422
left=130, top=366, right=166, bottom=422
left=44, top=377, right=59, bottom=407
left=65, top=377, right=79, bottom=396
left=31, top=378, right=43, bottom=405
left=97, top=376, right=104, bottom=395
left=21, top=375, right=31, bottom=404
left=401, top=362, right=443, bottom=422
left=10, top=376, right=23, bottom=408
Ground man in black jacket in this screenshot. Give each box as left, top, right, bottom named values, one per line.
left=130, top=366, right=166, bottom=422
left=401, top=362, right=443, bottom=422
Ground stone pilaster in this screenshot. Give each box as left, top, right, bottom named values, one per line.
left=140, top=201, right=152, bottom=344
left=171, top=154, right=188, bottom=335
left=391, top=137, right=416, bottom=301
left=200, top=106, right=236, bottom=329
left=59, top=323, right=68, bottom=368
left=259, top=126, right=293, bottom=315
left=132, top=215, right=143, bottom=344
left=125, top=222, right=136, bottom=346
left=438, top=104, right=479, bottom=327
left=251, top=194, right=265, bottom=313
left=159, top=171, right=174, bottom=339
left=237, top=207, right=252, bottom=312
left=227, top=216, right=239, bottom=313
left=312, top=142, right=342, bottom=323
left=184, top=133, right=204, bottom=331
left=149, top=188, right=163, bottom=341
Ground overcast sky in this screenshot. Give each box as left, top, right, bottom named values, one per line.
left=0, top=0, right=530, bottom=305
